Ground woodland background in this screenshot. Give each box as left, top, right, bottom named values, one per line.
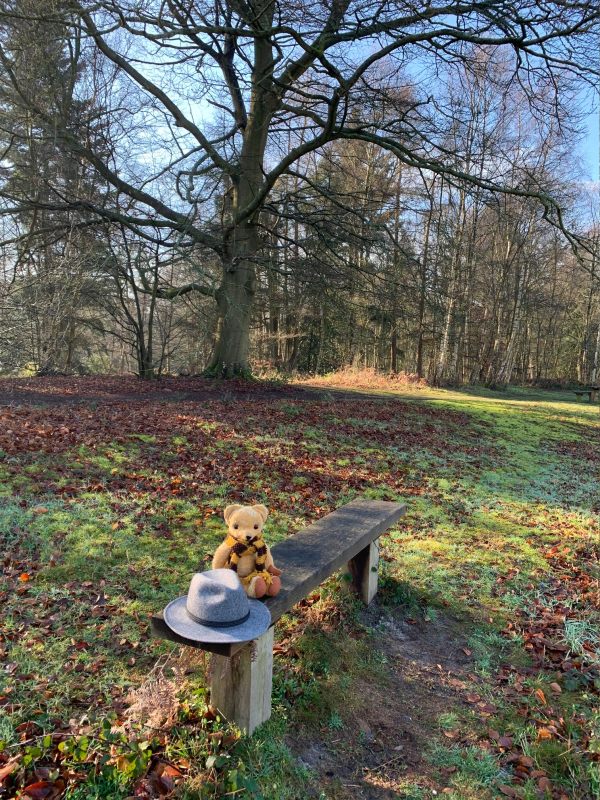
left=1, top=1, right=599, bottom=385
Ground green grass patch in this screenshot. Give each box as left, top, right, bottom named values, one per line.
left=1, top=381, right=599, bottom=797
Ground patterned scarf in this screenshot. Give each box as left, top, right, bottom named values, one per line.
left=224, top=534, right=272, bottom=587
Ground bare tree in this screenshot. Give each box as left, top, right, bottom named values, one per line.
left=97, top=228, right=217, bottom=377
left=0, top=0, right=597, bottom=375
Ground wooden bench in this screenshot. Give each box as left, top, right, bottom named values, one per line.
left=574, top=387, right=599, bottom=402
left=151, top=498, right=406, bottom=733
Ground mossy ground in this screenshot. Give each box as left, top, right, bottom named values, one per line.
left=0, top=377, right=598, bottom=799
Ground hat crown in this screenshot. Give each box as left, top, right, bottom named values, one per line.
left=186, top=569, right=249, bottom=625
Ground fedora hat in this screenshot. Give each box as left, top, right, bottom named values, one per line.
left=163, top=569, right=271, bottom=643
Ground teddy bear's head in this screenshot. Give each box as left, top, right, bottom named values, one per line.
left=224, top=503, right=269, bottom=544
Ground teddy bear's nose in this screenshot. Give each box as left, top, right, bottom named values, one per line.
left=245, top=534, right=253, bottom=541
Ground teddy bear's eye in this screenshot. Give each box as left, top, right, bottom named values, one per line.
left=254, top=524, right=258, bottom=530
left=233, top=524, right=239, bottom=530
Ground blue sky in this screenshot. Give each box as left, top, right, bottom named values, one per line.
left=581, top=98, right=599, bottom=183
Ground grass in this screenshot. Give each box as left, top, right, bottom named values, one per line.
left=428, top=742, right=505, bottom=786
left=0, top=377, right=599, bottom=798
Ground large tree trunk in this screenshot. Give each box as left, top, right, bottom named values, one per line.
left=209, top=218, right=260, bottom=376
left=205, top=1, right=275, bottom=377
left=209, top=258, right=256, bottom=377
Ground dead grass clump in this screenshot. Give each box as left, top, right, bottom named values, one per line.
left=297, top=367, right=428, bottom=390
left=124, top=670, right=180, bottom=732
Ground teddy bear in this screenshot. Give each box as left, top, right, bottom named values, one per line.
left=212, top=504, right=282, bottom=599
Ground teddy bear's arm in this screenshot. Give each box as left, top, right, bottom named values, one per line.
left=212, top=542, right=232, bottom=570
left=265, top=545, right=282, bottom=576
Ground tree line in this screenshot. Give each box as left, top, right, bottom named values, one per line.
left=0, top=0, right=599, bottom=385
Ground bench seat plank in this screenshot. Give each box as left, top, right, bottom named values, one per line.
left=151, top=498, right=406, bottom=657
left=263, top=498, right=405, bottom=623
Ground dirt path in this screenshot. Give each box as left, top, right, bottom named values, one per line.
left=289, top=606, right=473, bottom=799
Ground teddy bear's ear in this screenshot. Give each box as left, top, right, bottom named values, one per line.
left=252, top=504, right=269, bottom=523
left=224, top=504, right=243, bottom=524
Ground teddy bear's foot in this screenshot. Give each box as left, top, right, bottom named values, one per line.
left=248, top=576, right=267, bottom=599
left=266, top=575, right=281, bottom=596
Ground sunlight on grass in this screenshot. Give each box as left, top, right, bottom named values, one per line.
left=1, top=382, right=599, bottom=798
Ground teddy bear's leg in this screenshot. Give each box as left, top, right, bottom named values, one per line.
left=247, top=575, right=267, bottom=599
left=266, top=575, right=281, bottom=596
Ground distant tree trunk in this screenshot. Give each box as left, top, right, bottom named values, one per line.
left=390, top=327, right=398, bottom=373
left=267, top=259, right=280, bottom=366
left=580, top=246, right=597, bottom=382
left=415, top=202, right=433, bottom=378
left=436, top=187, right=465, bottom=385
left=314, top=304, right=326, bottom=373
left=436, top=289, right=455, bottom=383
left=496, top=258, right=526, bottom=386
left=590, top=323, right=600, bottom=384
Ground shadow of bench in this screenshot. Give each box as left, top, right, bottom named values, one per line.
left=151, top=498, right=406, bottom=733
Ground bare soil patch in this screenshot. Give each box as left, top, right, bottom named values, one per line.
left=289, top=607, right=473, bottom=799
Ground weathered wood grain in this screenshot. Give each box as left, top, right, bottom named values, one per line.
left=151, top=498, right=406, bottom=657
left=348, top=539, right=380, bottom=605
left=210, top=627, right=274, bottom=734
left=263, top=498, right=405, bottom=622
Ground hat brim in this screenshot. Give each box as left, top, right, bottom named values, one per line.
left=163, top=595, right=272, bottom=643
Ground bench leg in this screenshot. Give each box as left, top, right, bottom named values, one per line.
left=348, top=538, right=380, bottom=605
left=210, top=627, right=274, bottom=735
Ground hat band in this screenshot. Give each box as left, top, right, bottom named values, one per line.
left=186, top=608, right=251, bottom=628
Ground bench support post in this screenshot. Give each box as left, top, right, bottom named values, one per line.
left=210, top=627, right=274, bottom=735
left=348, top=538, right=380, bottom=605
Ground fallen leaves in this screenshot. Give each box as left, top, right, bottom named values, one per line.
left=0, top=377, right=494, bottom=522
left=534, top=688, right=547, bottom=705
left=487, top=530, right=600, bottom=798
left=1, top=376, right=598, bottom=800
left=496, top=736, right=513, bottom=750
left=0, top=757, right=20, bottom=785
left=21, top=779, right=66, bottom=799
left=498, top=785, right=521, bottom=798
left=536, top=727, right=554, bottom=741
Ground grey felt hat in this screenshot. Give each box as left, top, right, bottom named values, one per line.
left=163, top=569, right=271, bottom=643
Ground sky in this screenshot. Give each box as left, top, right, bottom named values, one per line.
left=581, top=98, right=599, bottom=184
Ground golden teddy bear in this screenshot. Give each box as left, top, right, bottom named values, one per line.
left=212, top=504, right=282, bottom=599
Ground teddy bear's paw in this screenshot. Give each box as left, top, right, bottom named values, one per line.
left=267, top=565, right=282, bottom=577
left=249, top=576, right=267, bottom=599
left=266, top=575, right=281, bottom=596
